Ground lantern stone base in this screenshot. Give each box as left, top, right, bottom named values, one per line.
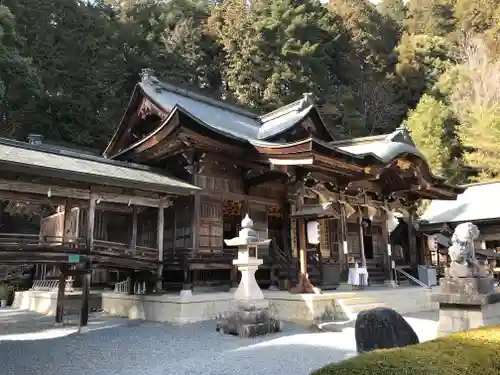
left=431, top=277, right=500, bottom=337
left=216, top=301, right=281, bottom=338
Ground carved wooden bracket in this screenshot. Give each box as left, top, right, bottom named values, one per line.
left=182, top=151, right=207, bottom=175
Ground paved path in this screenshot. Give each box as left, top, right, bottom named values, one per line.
left=0, top=308, right=438, bottom=375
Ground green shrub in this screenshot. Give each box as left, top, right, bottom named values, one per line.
left=312, top=326, right=500, bottom=375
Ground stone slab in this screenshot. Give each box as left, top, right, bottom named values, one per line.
left=439, top=277, right=494, bottom=295
left=431, top=291, right=500, bottom=305
left=436, top=302, right=500, bottom=337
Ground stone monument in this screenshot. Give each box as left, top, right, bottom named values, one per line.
left=431, top=222, right=500, bottom=336
left=216, top=214, right=281, bottom=337
left=355, top=307, right=419, bottom=353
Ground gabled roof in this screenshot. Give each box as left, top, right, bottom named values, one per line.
left=329, top=127, right=426, bottom=163
left=139, top=77, right=329, bottom=141
left=0, top=138, right=199, bottom=196
left=250, top=128, right=425, bottom=165
left=103, top=76, right=332, bottom=157
left=420, top=181, right=500, bottom=224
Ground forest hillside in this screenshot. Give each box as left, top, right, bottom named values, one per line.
left=1, top=0, right=499, bottom=183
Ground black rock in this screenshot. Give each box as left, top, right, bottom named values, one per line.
left=354, top=307, right=419, bottom=353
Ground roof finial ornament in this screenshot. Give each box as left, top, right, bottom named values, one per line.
left=140, top=68, right=155, bottom=82
left=297, top=92, right=315, bottom=111
left=386, top=125, right=416, bottom=147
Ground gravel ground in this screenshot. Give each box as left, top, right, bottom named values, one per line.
left=0, top=308, right=438, bottom=375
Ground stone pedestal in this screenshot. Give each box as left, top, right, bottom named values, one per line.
left=431, top=277, right=500, bottom=337
left=217, top=259, right=281, bottom=337
left=217, top=300, right=281, bottom=338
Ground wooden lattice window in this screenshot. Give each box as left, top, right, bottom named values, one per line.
left=199, top=197, right=223, bottom=252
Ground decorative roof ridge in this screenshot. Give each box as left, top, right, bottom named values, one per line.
left=0, top=137, right=178, bottom=176
left=460, top=180, right=500, bottom=188
left=259, top=93, right=315, bottom=123
left=328, top=134, right=388, bottom=146
left=142, top=75, right=260, bottom=121
left=328, top=126, right=417, bottom=147
left=384, top=126, right=416, bottom=147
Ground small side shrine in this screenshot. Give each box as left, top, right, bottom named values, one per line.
left=217, top=214, right=281, bottom=337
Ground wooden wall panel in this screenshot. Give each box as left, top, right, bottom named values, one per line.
left=347, top=222, right=361, bottom=262
left=163, top=207, right=175, bottom=251
left=327, top=219, right=340, bottom=263
left=138, top=208, right=157, bottom=248
left=319, top=219, right=331, bottom=260
left=198, top=196, right=223, bottom=253
left=40, top=212, right=64, bottom=242
left=174, top=197, right=193, bottom=249
left=249, top=202, right=268, bottom=238
left=371, top=224, right=385, bottom=259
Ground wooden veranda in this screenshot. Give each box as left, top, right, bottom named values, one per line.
left=0, top=137, right=199, bottom=326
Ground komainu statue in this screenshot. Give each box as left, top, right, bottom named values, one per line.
left=446, top=222, right=487, bottom=278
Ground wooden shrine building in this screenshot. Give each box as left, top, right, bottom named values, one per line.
left=0, top=136, right=199, bottom=325
left=98, top=73, right=463, bottom=292
left=419, top=182, right=500, bottom=276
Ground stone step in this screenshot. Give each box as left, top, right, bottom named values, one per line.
left=337, top=296, right=379, bottom=306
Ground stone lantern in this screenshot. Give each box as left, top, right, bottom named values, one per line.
left=217, top=214, right=281, bottom=337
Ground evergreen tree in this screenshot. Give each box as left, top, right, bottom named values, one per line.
left=393, top=33, right=456, bottom=110
left=377, top=0, right=407, bottom=29
left=209, top=0, right=353, bottom=110
left=405, top=0, right=457, bottom=37
left=405, top=94, right=459, bottom=180
left=0, top=5, right=42, bottom=138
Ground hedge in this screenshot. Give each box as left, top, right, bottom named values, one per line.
left=312, top=325, right=500, bottom=375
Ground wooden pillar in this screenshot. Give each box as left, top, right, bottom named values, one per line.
left=338, top=204, right=347, bottom=272
left=79, top=193, right=96, bottom=329
left=79, top=269, right=91, bottom=328
left=358, top=211, right=367, bottom=269
left=62, top=200, right=72, bottom=244
left=156, top=199, right=166, bottom=293
left=230, top=266, right=238, bottom=288
left=407, top=210, right=417, bottom=266
left=182, top=258, right=191, bottom=290
left=55, top=266, right=66, bottom=325
left=280, top=201, right=290, bottom=255
left=382, top=210, right=393, bottom=283
left=299, top=218, right=307, bottom=276
left=130, top=205, right=138, bottom=254
left=87, top=193, right=97, bottom=251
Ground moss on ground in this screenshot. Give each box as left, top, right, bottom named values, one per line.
left=312, top=326, right=500, bottom=375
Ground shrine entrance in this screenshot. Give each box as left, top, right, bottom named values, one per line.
left=362, top=219, right=374, bottom=260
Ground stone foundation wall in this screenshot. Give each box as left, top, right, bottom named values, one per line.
left=13, top=287, right=438, bottom=326
left=101, top=292, right=234, bottom=325
left=12, top=290, right=102, bottom=315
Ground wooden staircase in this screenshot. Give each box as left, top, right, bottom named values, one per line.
left=365, top=259, right=386, bottom=285
left=269, top=241, right=298, bottom=288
